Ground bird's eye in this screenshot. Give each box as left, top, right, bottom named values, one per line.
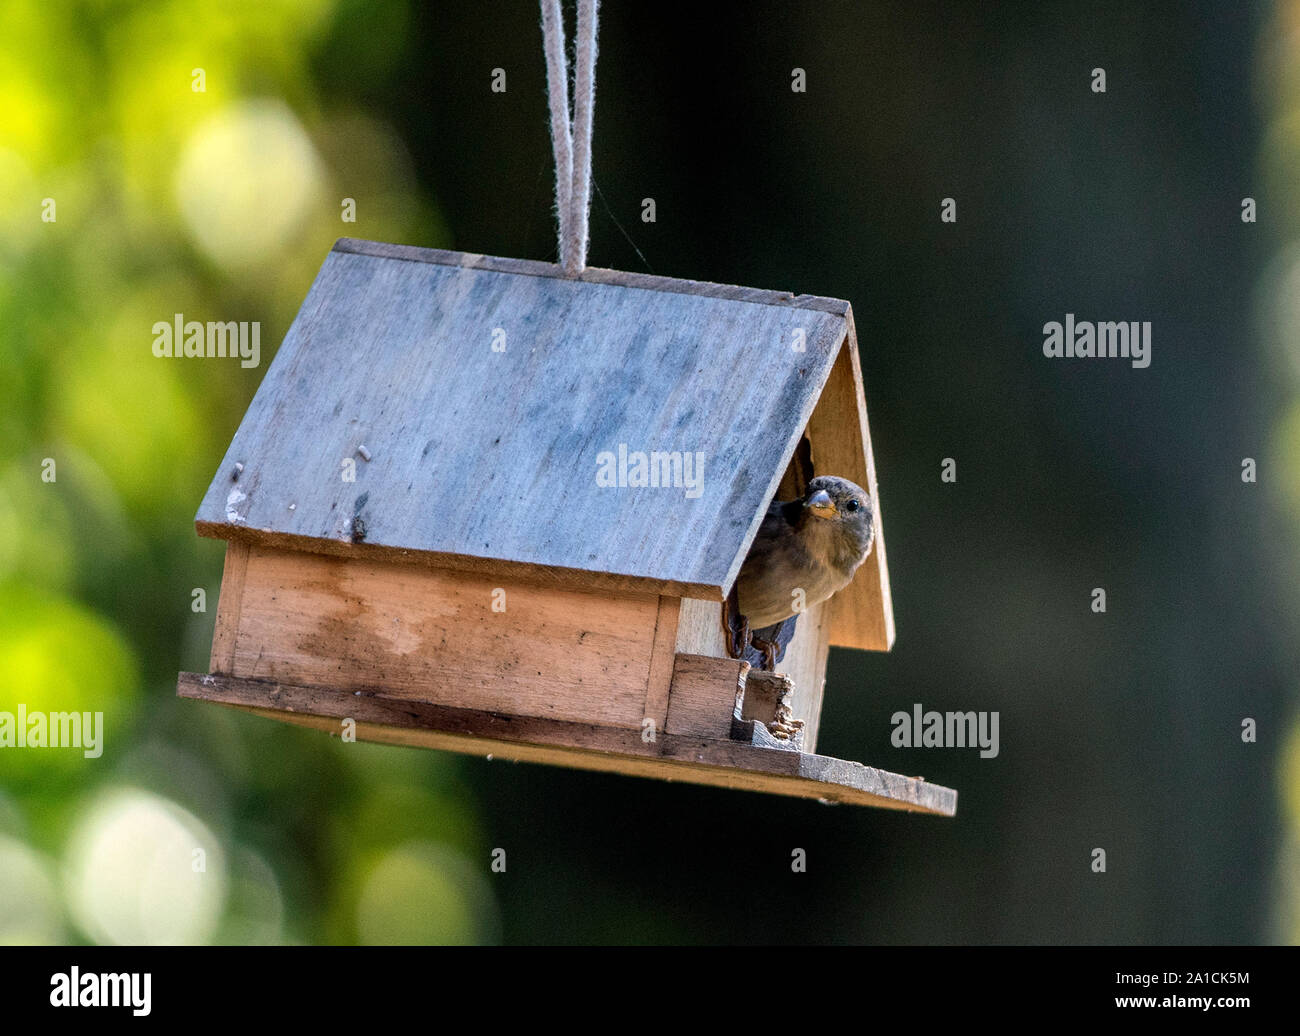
left=844, top=499, right=860, bottom=513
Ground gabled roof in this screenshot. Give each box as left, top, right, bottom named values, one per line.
left=196, top=239, right=894, bottom=650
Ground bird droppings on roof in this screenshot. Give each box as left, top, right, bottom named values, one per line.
left=225, top=486, right=247, bottom=523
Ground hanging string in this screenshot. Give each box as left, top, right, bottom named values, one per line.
left=540, top=0, right=573, bottom=267
left=540, top=0, right=600, bottom=277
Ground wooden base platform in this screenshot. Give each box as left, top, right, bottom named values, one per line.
left=177, top=672, right=957, bottom=814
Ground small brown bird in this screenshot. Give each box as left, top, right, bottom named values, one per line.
left=727, top=476, right=875, bottom=668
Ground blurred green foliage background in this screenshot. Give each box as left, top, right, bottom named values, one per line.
left=0, top=0, right=1295, bottom=944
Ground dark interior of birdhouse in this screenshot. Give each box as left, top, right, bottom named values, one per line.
left=776, top=432, right=815, bottom=501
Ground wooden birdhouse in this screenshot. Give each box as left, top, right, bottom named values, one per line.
left=177, top=238, right=956, bottom=815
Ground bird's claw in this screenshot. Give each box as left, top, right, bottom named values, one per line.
left=751, top=636, right=779, bottom=672
left=720, top=596, right=750, bottom=660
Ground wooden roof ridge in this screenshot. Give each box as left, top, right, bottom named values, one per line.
left=332, top=238, right=852, bottom=316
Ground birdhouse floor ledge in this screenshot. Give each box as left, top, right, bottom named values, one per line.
left=176, top=670, right=957, bottom=815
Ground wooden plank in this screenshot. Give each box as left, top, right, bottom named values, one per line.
left=803, top=618, right=832, bottom=749
left=209, top=540, right=250, bottom=673
left=224, top=545, right=659, bottom=729
left=775, top=598, right=832, bottom=750
left=177, top=671, right=957, bottom=814
left=674, top=596, right=726, bottom=657
left=331, top=238, right=852, bottom=315
left=805, top=310, right=896, bottom=650
left=642, top=596, right=681, bottom=733
left=664, top=653, right=746, bottom=739
left=198, top=527, right=720, bottom=601
left=194, top=245, right=847, bottom=602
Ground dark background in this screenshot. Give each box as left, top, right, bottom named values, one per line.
left=1, top=0, right=1292, bottom=946
left=352, top=0, right=1283, bottom=943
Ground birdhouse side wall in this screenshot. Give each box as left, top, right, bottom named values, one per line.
left=811, top=316, right=895, bottom=651
left=208, top=543, right=677, bottom=730
left=781, top=599, right=832, bottom=748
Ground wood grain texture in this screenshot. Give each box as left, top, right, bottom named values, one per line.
left=200, top=528, right=720, bottom=600
left=225, top=545, right=660, bottom=729
left=664, top=653, right=746, bottom=739
left=778, top=599, right=832, bottom=750
left=209, top=540, right=249, bottom=674
left=674, top=596, right=726, bottom=658
left=177, top=670, right=957, bottom=814
left=642, top=595, right=681, bottom=732
left=195, top=242, right=848, bottom=603
left=805, top=310, right=896, bottom=650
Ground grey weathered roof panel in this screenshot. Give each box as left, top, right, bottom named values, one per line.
left=196, top=241, right=848, bottom=597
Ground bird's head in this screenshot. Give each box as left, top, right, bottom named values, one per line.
left=803, top=475, right=875, bottom=561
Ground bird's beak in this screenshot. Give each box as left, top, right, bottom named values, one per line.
left=807, top=489, right=836, bottom=518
